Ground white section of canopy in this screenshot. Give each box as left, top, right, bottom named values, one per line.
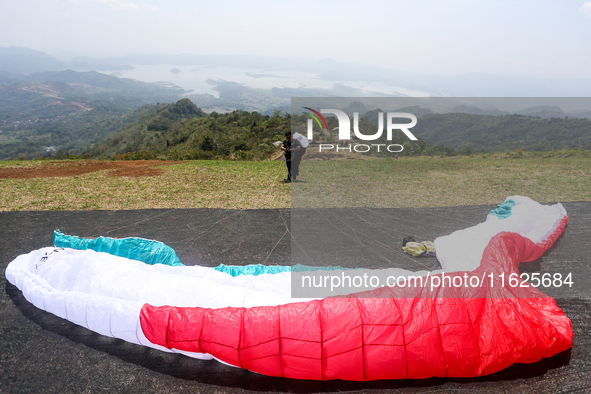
left=5, top=246, right=424, bottom=360
left=434, top=196, right=566, bottom=272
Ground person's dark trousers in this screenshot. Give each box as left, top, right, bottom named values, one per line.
left=286, top=160, right=292, bottom=180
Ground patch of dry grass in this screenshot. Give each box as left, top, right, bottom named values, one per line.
left=0, top=160, right=290, bottom=211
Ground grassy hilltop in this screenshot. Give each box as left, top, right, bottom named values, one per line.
left=1, top=151, right=590, bottom=211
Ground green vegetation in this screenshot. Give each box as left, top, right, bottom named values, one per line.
left=0, top=82, right=77, bottom=125
left=0, top=69, right=185, bottom=160
left=412, top=112, right=591, bottom=152
left=3, top=82, right=591, bottom=162
left=88, top=100, right=290, bottom=160
left=0, top=104, right=162, bottom=160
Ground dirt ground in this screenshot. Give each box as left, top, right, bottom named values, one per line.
left=0, top=160, right=183, bottom=179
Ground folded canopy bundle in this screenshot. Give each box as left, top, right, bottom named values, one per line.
left=5, top=196, right=572, bottom=380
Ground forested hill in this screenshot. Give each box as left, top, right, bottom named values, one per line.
left=60, top=103, right=591, bottom=160
left=0, top=69, right=184, bottom=127
left=4, top=96, right=590, bottom=160
left=0, top=103, right=169, bottom=160
left=411, top=112, right=591, bottom=152
left=86, top=99, right=290, bottom=160
left=0, top=68, right=186, bottom=159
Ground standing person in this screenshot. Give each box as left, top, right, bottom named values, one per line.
left=280, top=131, right=300, bottom=183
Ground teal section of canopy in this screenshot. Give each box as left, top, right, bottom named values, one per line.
left=489, top=199, right=516, bottom=219
left=54, top=230, right=359, bottom=274
left=214, top=264, right=291, bottom=276
left=53, top=230, right=184, bottom=267
left=214, top=263, right=354, bottom=277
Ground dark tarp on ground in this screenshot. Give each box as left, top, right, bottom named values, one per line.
left=1, top=204, right=590, bottom=393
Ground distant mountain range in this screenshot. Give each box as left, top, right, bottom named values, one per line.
left=0, top=46, right=131, bottom=74
left=1, top=47, right=591, bottom=159
left=346, top=100, right=591, bottom=152
left=3, top=46, right=591, bottom=97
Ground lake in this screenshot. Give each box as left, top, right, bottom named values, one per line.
left=98, top=64, right=433, bottom=97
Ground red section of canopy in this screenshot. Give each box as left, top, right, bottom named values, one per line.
left=140, top=216, right=572, bottom=381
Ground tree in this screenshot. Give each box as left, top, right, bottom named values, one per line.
left=201, top=136, right=214, bottom=151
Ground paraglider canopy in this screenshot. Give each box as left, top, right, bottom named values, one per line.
left=292, top=132, right=309, bottom=148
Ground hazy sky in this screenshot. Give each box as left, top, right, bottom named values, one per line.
left=2, top=0, right=591, bottom=79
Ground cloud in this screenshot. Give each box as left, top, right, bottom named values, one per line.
left=137, top=1, right=159, bottom=12
left=580, top=2, right=591, bottom=17
left=94, top=0, right=158, bottom=12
